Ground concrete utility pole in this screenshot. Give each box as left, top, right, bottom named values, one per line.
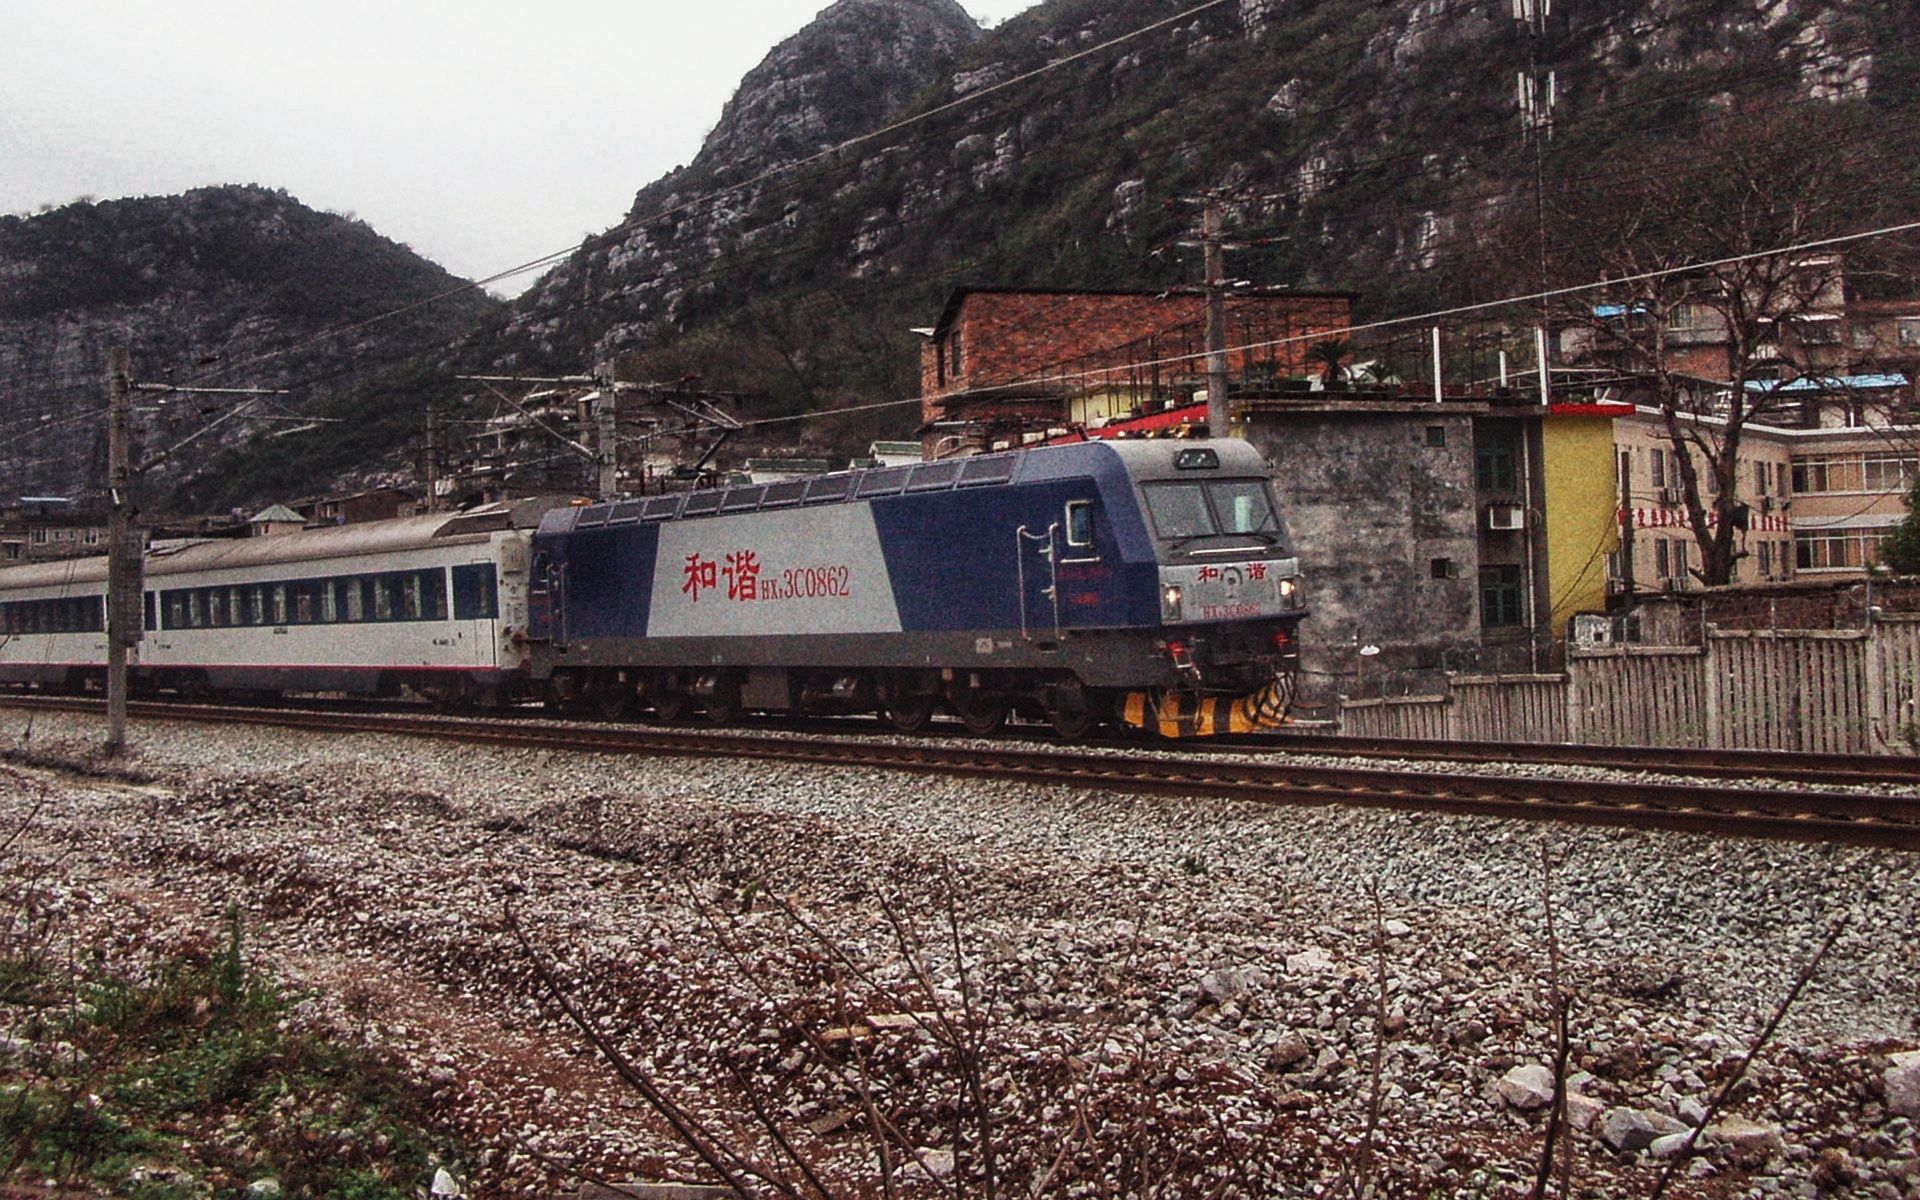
left=104, top=348, right=139, bottom=756
left=100, top=356, right=288, bottom=755
left=424, top=405, right=441, bottom=513
left=1203, top=199, right=1231, bottom=439
left=593, top=361, right=620, bottom=499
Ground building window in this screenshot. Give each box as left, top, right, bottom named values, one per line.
left=1863, top=455, right=1917, bottom=492
left=1430, top=557, right=1454, bottom=580
left=1795, top=529, right=1886, bottom=571
left=1479, top=565, right=1524, bottom=627
left=1650, top=447, right=1667, bottom=489
left=1655, top=539, right=1670, bottom=580
left=30, top=529, right=46, bottom=545
left=1793, top=455, right=1914, bottom=494
left=2, top=543, right=19, bottom=561
left=1898, top=317, right=1920, bottom=348
left=1425, top=425, right=1446, bottom=447
left=947, top=329, right=964, bottom=378
left=1476, top=430, right=1517, bottom=491
left=1758, top=540, right=1772, bottom=577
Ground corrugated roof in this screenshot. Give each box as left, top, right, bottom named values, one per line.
left=1744, top=373, right=1910, bottom=393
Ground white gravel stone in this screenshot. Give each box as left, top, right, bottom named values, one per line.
left=2, top=708, right=1917, bottom=1198
left=1497, top=1064, right=1556, bottom=1111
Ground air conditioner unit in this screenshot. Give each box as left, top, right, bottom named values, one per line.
left=1486, top=503, right=1525, bottom=531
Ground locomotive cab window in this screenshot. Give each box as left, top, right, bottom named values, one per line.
left=1064, top=501, right=1096, bottom=550
left=1144, top=480, right=1285, bottom=548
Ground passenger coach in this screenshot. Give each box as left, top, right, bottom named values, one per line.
left=0, top=505, right=539, bottom=705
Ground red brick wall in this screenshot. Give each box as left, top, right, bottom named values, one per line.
left=920, top=291, right=1352, bottom=421
left=1634, top=578, right=1920, bottom=643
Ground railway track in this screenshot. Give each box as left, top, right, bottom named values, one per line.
left=7, top=694, right=1919, bottom=851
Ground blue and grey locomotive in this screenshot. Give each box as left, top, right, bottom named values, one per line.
left=529, top=438, right=1305, bottom=737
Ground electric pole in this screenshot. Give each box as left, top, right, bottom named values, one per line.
left=425, top=405, right=441, bottom=513
left=100, top=354, right=288, bottom=755
left=594, top=361, right=620, bottom=499
left=105, top=348, right=137, bottom=756
left=1203, top=199, right=1231, bottom=439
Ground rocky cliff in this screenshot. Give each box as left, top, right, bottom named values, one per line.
left=494, top=0, right=1914, bottom=430
left=0, top=185, right=496, bottom=510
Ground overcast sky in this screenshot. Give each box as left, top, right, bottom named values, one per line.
left=1, top=1, right=1034, bottom=296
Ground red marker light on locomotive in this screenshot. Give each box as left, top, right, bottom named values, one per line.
left=1272, top=629, right=1293, bottom=652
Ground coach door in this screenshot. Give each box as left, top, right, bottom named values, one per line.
left=451, top=561, right=498, bottom=668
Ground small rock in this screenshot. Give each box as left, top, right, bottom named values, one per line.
left=1677, top=1097, right=1710, bottom=1127
left=898, top=1148, right=954, bottom=1181
left=1200, top=969, right=1249, bottom=1004
left=1707, top=1115, right=1784, bottom=1152
left=1599, top=1107, right=1672, bottom=1153
left=1286, top=947, right=1333, bottom=975
left=1497, top=1064, right=1556, bottom=1111
left=1886, top=1049, right=1920, bottom=1119
left=1382, top=919, right=1412, bottom=938
left=247, top=1180, right=282, bottom=1199
left=1649, top=1132, right=1695, bottom=1159
left=1267, top=1033, right=1311, bottom=1072
left=1567, top=1093, right=1604, bottom=1132
left=430, top=1167, right=462, bottom=1197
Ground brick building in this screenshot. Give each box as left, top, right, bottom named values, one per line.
left=917, top=286, right=1353, bottom=457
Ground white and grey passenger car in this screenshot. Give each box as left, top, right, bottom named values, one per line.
left=0, top=505, right=537, bottom=705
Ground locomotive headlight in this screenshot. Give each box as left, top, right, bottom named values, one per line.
left=1161, top=583, right=1183, bottom=621
left=1278, top=577, right=1300, bottom=608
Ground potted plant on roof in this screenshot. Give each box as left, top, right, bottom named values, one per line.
left=1305, top=338, right=1351, bottom=391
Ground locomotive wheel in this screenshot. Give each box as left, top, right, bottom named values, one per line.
left=883, top=690, right=937, bottom=733
left=1046, top=681, right=1099, bottom=741
left=703, top=688, right=740, bottom=725
left=951, top=692, right=1008, bottom=737
left=592, top=679, right=633, bottom=722
left=648, top=686, right=689, bottom=722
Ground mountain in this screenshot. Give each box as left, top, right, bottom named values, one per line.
left=488, top=0, right=1917, bottom=448
left=0, top=185, right=498, bottom=511
left=10, top=0, right=1915, bottom=513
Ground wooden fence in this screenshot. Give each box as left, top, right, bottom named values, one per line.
left=1339, top=614, right=1920, bottom=753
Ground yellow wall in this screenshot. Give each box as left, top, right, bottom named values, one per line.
left=1542, top=413, right=1621, bottom=631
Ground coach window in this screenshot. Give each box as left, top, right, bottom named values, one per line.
left=1064, top=501, right=1095, bottom=553
left=208, top=589, right=227, bottom=627
left=144, top=592, right=156, bottom=632
left=453, top=564, right=499, bottom=620
left=372, top=576, right=395, bottom=621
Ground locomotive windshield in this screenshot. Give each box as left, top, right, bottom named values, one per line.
left=1143, top=479, right=1285, bottom=547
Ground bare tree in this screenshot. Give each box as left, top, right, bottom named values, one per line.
left=1547, top=99, right=1913, bottom=585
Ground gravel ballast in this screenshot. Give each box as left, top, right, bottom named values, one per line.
left=1, top=709, right=1915, bottom=1199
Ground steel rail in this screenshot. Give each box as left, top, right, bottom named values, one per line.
left=6, top=695, right=1917, bottom=852
left=1225, top=730, right=1920, bottom=787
